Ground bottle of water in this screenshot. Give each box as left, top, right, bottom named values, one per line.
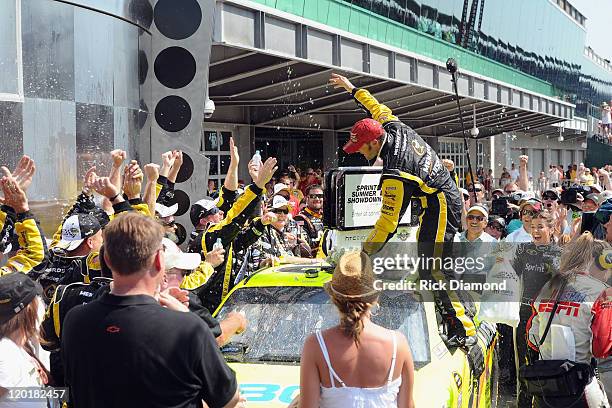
left=213, top=238, right=223, bottom=251
left=252, top=150, right=262, bottom=170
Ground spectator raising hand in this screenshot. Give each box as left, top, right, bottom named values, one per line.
left=0, top=167, right=29, bottom=213
left=11, top=155, right=36, bottom=192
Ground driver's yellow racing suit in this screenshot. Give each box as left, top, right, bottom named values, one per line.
left=354, top=87, right=476, bottom=339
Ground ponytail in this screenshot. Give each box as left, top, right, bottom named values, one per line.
left=552, top=232, right=609, bottom=289
left=331, top=297, right=373, bottom=347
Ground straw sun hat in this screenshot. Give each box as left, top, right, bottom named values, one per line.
left=324, top=251, right=380, bottom=303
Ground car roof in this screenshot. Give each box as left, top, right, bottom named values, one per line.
left=239, top=264, right=332, bottom=289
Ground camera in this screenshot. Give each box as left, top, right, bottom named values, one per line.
left=491, top=197, right=509, bottom=216
left=204, top=98, right=215, bottom=119
left=560, top=185, right=590, bottom=206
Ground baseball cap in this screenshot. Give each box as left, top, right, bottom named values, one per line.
left=189, top=197, right=220, bottom=227
left=590, top=184, right=603, bottom=193
left=467, top=205, right=489, bottom=218
left=162, top=238, right=201, bottom=271
left=56, top=213, right=102, bottom=252
left=155, top=202, right=178, bottom=218
left=491, top=188, right=504, bottom=196
left=519, top=198, right=542, bottom=212
left=273, top=183, right=290, bottom=195
left=599, top=191, right=612, bottom=202
left=271, top=195, right=291, bottom=209
left=542, top=189, right=559, bottom=199
left=488, top=216, right=506, bottom=229
left=0, top=273, right=42, bottom=324
left=343, top=118, right=384, bottom=154
left=585, top=193, right=601, bottom=206
left=595, top=199, right=612, bottom=225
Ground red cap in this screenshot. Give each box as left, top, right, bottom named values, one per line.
left=343, top=118, right=384, bottom=154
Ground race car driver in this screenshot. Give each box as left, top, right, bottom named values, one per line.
left=330, top=73, right=476, bottom=346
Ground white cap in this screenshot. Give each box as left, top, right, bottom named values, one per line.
left=155, top=202, right=178, bottom=218
left=599, top=190, right=612, bottom=202
left=272, top=195, right=290, bottom=209
left=162, top=238, right=201, bottom=271
left=56, top=213, right=101, bottom=252
left=459, top=188, right=469, bottom=197
left=467, top=205, right=489, bottom=218
left=274, top=183, right=290, bottom=195
left=194, top=197, right=218, bottom=212
left=590, top=184, right=603, bottom=193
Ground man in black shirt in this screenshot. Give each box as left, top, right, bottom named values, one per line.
left=62, top=212, right=243, bottom=408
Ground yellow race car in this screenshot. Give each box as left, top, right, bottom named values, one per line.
left=214, top=264, right=499, bottom=408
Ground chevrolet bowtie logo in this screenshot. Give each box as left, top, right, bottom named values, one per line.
left=350, top=133, right=358, bottom=142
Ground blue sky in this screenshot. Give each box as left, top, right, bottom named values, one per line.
left=570, top=0, right=612, bottom=61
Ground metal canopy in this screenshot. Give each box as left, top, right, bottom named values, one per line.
left=209, top=0, right=574, bottom=138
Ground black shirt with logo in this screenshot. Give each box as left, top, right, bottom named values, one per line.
left=62, top=293, right=236, bottom=408
left=511, top=243, right=561, bottom=304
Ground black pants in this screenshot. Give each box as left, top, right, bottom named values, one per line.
left=417, top=190, right=476, bottom=338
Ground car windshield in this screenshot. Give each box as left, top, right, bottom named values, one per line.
left=216, top=286, right=430, bottom=366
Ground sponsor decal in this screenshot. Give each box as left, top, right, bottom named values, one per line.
left=239, top=384, right=299, bottom=403
left=453, top=372, right=462, bottom=389
left=539, top=300, right=581, bottom=317
left=411, top=140, right=425, bottom=156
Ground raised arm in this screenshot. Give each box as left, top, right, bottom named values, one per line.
left=329, top=73, right=398, bottom=124
left=143, top=163, right=160, bottom=216
left=0, top=168, right=46, bottom=276
left=518, top=155, right=530, bottom=192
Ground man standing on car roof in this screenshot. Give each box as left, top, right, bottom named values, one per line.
left=330, top=73, right=476, bottom=346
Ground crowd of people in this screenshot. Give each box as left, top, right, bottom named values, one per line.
left=445, top=153, right=612, bottom=407
left=0, top=72, right=610, bottom=408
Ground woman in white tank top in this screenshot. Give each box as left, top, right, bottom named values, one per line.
left=298, top=251, right=415, bottom=408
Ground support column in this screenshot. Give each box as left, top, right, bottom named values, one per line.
left=322, top=130, right=339, bottom=170
left=492, top=134, right=507, bottom=184
left=234, top=125, right=254, bottom=183
left=468, top=138, right=478, bottom=185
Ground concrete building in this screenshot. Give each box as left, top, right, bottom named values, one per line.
left=1, top=0, right=611, bottom=237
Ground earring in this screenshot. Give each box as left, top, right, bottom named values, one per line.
left=370, top=303, right=380, bottom=317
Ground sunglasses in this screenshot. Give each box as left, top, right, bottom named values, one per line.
left=521, top=209, right=539, bottom=217
left=542, top=195, right=557, bottom=201
left=469, top=187, right=483, bottom=193
left=467, top=214, right=485, bottom=222
left=504, top=190, right=517, bottom=194
left=309, top=194, right=324, bottom=199
left=161, top=220, right=176, bottom=227
left=271, top=208, right=289, bottom=215
left=487, top=223, right=504, bottom=232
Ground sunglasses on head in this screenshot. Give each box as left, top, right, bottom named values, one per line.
left=467, top=214, right=485, bottom=222
left=271, top=208, right=289, bottom=215
left=309, top=194, right=324, bottom=199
